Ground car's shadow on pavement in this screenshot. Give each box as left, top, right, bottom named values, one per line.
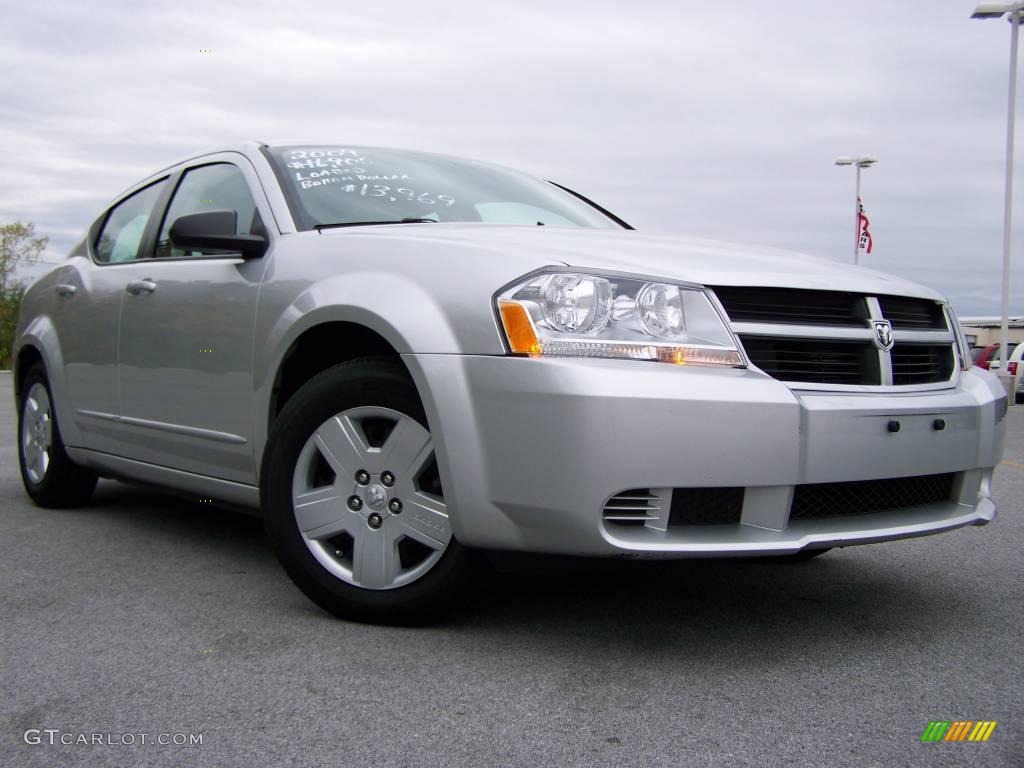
left=467, top=550, right=944, bottom=637
left=81, top=480, right=277, bottom=570
left=79, top=480, right=955, bottom=655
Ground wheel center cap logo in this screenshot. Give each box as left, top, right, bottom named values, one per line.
left=872, top=320, right=894, bottom=351
left=366, top=484, right=388, bottom=510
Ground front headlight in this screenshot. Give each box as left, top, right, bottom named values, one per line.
left=496, top=271, right=744, bottom=366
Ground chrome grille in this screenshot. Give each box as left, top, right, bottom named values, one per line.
left=713, top=287, right=957, bottom=389
left=876, top=296, right=947, bottom=330
left=709, top=286, right=868, bottom=327
left=891, top=343, right=955, bottom=385
left=739, top=337, right=879, bottom=385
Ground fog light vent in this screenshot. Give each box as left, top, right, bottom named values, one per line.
left=602, top=489, right=663, bottom=527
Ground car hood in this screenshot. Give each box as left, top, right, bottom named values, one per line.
left=319, top=224, right=945, bottom=300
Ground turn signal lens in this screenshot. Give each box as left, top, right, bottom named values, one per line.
left=499, top=300, right=541, bottom=356
left=537, top=340, right=742, bottom=365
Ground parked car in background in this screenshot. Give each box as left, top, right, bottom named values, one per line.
left=12, top=142, right=1008, bottom=624
left=979, top=343, right=1024, bottom=402
left=999, top=343, right=1024, bottom=404
left=974, top=342, right=1017, bottom=370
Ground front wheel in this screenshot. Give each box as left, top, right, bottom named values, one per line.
left=261, top=359, right=481, bottom=625
left=18, top=363, right=97, bottom=507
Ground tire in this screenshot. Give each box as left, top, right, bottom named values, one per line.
left=261, top=357, right=482, bottom=625
left=18, top=363, right=98, bottom=507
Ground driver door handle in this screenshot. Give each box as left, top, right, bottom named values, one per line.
left=54, top=284, right=77, bottom=297
left=125, top=279, right=157, bottom=295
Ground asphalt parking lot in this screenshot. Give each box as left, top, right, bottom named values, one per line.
left=1, top=370, right=1021, bottom=768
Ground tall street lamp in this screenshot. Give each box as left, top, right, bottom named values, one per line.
left=834, top=155, right=877, bottom=265
left=971, top=0, right=1024, bottom=382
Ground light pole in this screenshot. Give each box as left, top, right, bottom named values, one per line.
left=972, top=1, right=1024, bottom=382
left=834, top=155, right=877, bottom=265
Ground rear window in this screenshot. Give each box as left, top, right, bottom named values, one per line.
left=94, top=180, right=167, bottom=263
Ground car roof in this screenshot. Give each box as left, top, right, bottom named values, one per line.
left=110, top=141, right=269, bottom=201
left=108, top=141, right=494, bottom=204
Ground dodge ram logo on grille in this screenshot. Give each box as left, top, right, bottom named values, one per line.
left=872, top=320, right=894, bottom=351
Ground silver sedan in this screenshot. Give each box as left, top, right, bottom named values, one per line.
left=13, top=143, right=1005, bottom=623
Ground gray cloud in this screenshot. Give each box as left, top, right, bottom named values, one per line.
left=2, top=0, right=1023, bottom=313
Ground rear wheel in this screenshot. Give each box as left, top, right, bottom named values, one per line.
left=18, top=364, right=97, bottom=507
left=261, top=359, right=481, bottom=625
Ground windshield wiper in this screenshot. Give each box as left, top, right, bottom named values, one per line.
left=314, top=218, right=438, bottom=231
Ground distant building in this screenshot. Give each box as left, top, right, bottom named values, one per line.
left=958, top=316, right=1024, bottom=347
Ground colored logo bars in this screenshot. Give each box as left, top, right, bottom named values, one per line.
left=920, top=720, right=997, bottom=742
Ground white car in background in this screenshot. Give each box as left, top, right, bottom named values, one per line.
left=994, top=343, right=1024, bottom=403
left=999, top=342, right=1024, bottom=403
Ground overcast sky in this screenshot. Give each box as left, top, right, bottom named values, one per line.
left=2, top=0, right=1022, bottom=314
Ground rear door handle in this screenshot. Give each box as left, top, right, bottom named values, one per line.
left=125, top=279, right=157, bottom=295
left=54, top=284, right=77, bottom=297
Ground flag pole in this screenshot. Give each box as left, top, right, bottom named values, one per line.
left=835, top=155, right=875, bottom=264
left=999, top=10, right=1020, bottom=382
left=855, top=164, right=862, bottom=266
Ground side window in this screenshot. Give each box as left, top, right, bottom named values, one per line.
left=156, top=163, right=262, bottom=258
left=94, top=180, right=167, bottom=263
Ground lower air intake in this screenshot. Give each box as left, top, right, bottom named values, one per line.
left=790, top=473, right=956, bottom=520
left=668, top=487, right=745, bottom=526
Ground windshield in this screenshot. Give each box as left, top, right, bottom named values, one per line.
left=265, top=146, right=621, bottom=230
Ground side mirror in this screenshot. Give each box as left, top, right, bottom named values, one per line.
left=169, top=210, right=267, bottom=259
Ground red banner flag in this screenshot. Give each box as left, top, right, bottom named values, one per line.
left=858, top=197, right=873, bottom=254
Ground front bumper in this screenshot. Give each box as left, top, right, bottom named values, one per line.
left=405, top=354, right=1005, bottom=556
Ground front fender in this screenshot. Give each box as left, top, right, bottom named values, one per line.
left=14, top=314, right=82, bottom=447
left=252, top=270, right=494, bottom=471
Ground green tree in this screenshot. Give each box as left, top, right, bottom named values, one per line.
left=1, top=221, right=47, bottom=294
left=0, top=283, right=26, bottom=369
left=0, top=222, right=48, bottom=368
